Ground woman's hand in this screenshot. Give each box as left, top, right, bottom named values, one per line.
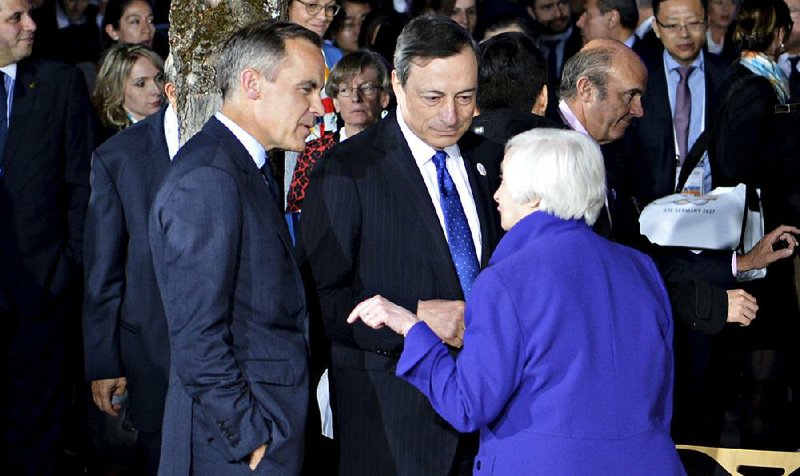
left=347, top=295, right=421, bottom=337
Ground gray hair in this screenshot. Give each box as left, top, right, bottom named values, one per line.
left=393, top=14, right=478, bottom=86
left=216, top=20, right=322, bottom=100
left=504, top=129, right=606, bottom=225
left=558, top=47, right=614, bottom=101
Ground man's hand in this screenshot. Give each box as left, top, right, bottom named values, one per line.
left=417, top=299, right=465, bottom=348
left=738, top=225, right=800, bottom=272
left=726, top=289, right=758, bottom=326
left=91, top=377, right=128, bottom=417
left=347, top=295, right=420, bottom=336
left=249, top=444, right=267, bottom=470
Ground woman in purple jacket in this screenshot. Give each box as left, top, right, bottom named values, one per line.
left=348, top=129, right=686, bottom=475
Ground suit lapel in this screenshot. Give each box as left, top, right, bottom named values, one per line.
left=459, top=139, right=495, bottom=268
left=649, top=64, right=678, bottom=191
left=143, top=107, right=173, bottom=199
left=374, top=116, right=461, bottom=291
left=204, top=118, right=294, bottom=253
left=4, top=61, right=38, bottom=174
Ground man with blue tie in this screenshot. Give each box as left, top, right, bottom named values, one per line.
left=0, top=0, right=97, bottom=473
left=299, top=15, right=503, bottom=476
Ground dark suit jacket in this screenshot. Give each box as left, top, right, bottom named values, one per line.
left=0, top=58, right=95, bottom=317
left=31, top=0, right=102, bottom=65
left=299, top=111, right=502, bottom=474
left=544, top=24, right=583, bottom=121
left=150, top=117, right=309, bottom=475
left=471, top=108, right=565, bottom=147
left=624, top=54, right=733, bottom=333
left=82, top=106, right=171, bottom=432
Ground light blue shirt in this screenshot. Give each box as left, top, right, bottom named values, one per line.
left=214, top=112, right=266, bottom=170
left=664, top=50, right=706, bottom=153
left=0, top=63, right=17, bottom=124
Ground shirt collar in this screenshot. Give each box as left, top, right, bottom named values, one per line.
left=635, top=16, right=654, bottom=39
left=623, top=34, right=636, bottom=49
left=541, top=25, right=573, bottom=43
left=0, top=63, right=17, bottom=81
left=558, top=100, right=591, bottom=139
left=396, top=107, right=461, bottom=166
left=164, top=104, right=180, bottom=161
left=664, top=48, right=705, bottom=74
left=214, top=112, right=266, bottom=169
left=56, top=1, right=86, bottom=28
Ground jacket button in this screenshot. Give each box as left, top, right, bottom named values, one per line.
left=476, top=460, right=481, bottom=470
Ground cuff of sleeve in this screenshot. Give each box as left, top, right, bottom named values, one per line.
left=732, top=252, right=737, bottom=277
left=396, top=322, right=440, bottom=377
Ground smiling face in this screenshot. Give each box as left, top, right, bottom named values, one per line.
left=333, top=66, right=389, bottom=133
left=123, top=55, right=164, bottom=121
left=0, top=0, right=35, bottom=67
left=256, top=38, right=326, bottom=151
left=106, top=0, right=154, bottom=46
left=393, top=47, right=478, bottom=149
left=653, top=0, right=707, bottom=66
left=288, top=0, right=338, bottom=38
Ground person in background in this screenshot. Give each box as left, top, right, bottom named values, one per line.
left=471, top=32, right=562, bottom=147
left=778, top=0, right=800, bottom=102
left=0, top=0, right=98, bottom=473
left=481, top=14, right=540, bottom=42
left=288, top=0, right=344, bottom=68
left=287, top=50, right=390, bottom=214
left=706, top=0, right=738, bottom=55
left=330, top=0, right=372, bottom=55
left=576, top=0, right=640, bottom=47
left=32, top=0, right=103, bottom=65
left=83, top=56, right=179, bottom=476
left=347, top=128, right=686, bottom=476
left=451, top=0, right=477, bottom=35
left=357, top=8, right=410, bottom=64
left=92, top=43, right=164, bottom=141
left=101, top=0, right=154, bottom=49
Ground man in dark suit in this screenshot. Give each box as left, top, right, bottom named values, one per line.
left=471, top=32, right=564, bottom=147
left=526, top=0, right=584, bottom=118
left=149, top=21, right=323, bottom=475
left=779, top=0, right=800, bottom=102
left=557, top=38, right=646, bottom=244
left=0, top=0, right=97, bottom=473
left=299, top=15, right=503, bottom=476
left=82, top=78, right=179, bottom=474
left=576, top=0, right=640, bottom=48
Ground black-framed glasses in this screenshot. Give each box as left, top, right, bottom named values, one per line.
left=337, top=83, right=380, bottom=98
left=655, top=18, right=706, bottom=34
left=295, top=0, right=340, bottom=17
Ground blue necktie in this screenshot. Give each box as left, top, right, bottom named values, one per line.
left=431, top=150, right=480, bottom=298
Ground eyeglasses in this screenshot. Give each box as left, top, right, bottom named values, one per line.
left=655, top=18, right=706, bottom=34
left=294, top=0, right=341, bottom=17
left=337, top=83, right=380, bottom=98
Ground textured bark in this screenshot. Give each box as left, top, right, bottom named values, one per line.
left=169, top=0, right=284, bottom=143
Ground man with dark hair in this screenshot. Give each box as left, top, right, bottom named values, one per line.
left=149, top=20, right=324, bottom=475
left=300, top=14, right=502, bottom=476
left=576, top=0, right=640, bottom=46
left=0, top=0, right=97, bottom=473
left=526, top=0, right=584, bottom=117
left=471, top=32, right=564, bottom=146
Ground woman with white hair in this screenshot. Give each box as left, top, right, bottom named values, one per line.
left=347, top=129, right=686, bottom=475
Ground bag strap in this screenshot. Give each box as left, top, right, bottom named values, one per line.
left=674, top=72, right=763, bottom=193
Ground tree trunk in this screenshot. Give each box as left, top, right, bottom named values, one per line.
left=169, top=0, right=284, bottom=143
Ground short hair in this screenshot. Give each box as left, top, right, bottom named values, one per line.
left=93, top=43, right=164, bottom=130
left=653, top=0, right=707, bottom=18
left=504, top=129, right=606, bottom=225
left=598, top=0, right=639, bottom=30
left=636, top=0, right=652, bottom=8
left=325, top=50, right=391, bottom=97
left=393, top=14, right=479, bottom=86
left=102, top=0, right=152, bottom=46
left=327, top=0, right=374, bottom=39
left=733, top=0, right=793, bottom=53
left=558, top=46, right=614, bottom=101
left=478, top=32, right=547, bottom=112
left=216, top=20, right=322, bottom=100
left=481, top=14, right=540, bottom=43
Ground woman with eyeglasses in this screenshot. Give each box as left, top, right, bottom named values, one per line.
left=288, top=0, right=344, bottom=69
left=287, top=51, right=390, bottom=213
left=706, top=0, right=798, bottom=450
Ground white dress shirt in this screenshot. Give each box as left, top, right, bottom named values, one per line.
left=163, top=104, right=180, bottom=161
left=396, top=108, right=482, bottom=262
left=214, top=112, right=266, bottom=170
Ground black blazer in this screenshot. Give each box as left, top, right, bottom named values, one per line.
left=299, top=111, right=502, bottom=474
left=626, top=53, right=729, bottom=206
left=0, top=58, right=96, bottom=316
left=82, top=106, right=171, bottom=432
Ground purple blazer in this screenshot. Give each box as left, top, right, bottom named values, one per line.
left=398, top=212, right=686, bottom=475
